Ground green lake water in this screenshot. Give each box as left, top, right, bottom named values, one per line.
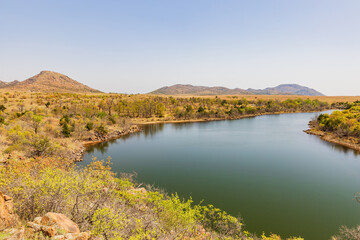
left=80, top=111, right=360, bottom=239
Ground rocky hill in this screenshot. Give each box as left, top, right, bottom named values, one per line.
left=151, top=84, right=324, bottom=96
left=0, top=71, right=101, bottom=93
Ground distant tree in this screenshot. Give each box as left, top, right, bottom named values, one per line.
left=62, top=123, right=71, bottom=138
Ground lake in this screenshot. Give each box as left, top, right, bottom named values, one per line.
left=80, top=111, right=360, bottom=239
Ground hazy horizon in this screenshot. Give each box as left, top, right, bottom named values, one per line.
left=1, top=1, right=360, bottom=96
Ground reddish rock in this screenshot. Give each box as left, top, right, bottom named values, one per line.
left=41, top=225, right=57, bottom=237
left=0, top=191, right=16, bottom=228
left=41, top=212, right=80, bottom=234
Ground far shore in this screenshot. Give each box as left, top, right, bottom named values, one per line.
left=133, top=109, right=332, bottom=125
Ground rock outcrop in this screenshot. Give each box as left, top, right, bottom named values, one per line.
left=27, top=212, right=89, bottom=240
left=0, top=192, right=16, bottom=229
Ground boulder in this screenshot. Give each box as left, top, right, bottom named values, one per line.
left=27, top=212, right=89, bottom=239
left=41, top=212, right=80, bottom=234
left=41, top=225, right=57, bottom=237
left=0, top=191, right=16, bottom=229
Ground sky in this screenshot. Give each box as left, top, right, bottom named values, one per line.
left=0, top=0, right=360, bottom=96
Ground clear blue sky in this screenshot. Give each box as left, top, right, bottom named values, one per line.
left=1, top=0, right=359, bottom=95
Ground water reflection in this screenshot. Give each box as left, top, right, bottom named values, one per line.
left=86, top=124, right=166, bottom=154
left=327, top=141, right=360, bottom=156
left=142, top=123, right=165, bottom=138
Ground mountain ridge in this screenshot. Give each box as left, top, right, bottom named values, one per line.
left=151, top=84, right=324, bottom=96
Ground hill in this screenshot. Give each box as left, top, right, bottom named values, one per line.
left=247, top=84, right=324, bottom=96
left=150, top=84, right=248, bottom=95
left=151, top=84, right=324, bottom=96
left=0, top=71, right=101, bottom=93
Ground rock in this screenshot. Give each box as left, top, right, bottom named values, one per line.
left=27, top=213, right=89, bottom=239
left=53, top=232, right=89, bottom=240
left=64, top=232, right=89, bottom=240
left=33, top=217, right=42, bottom=224
left=41, top=212, right=80, bottom=234
left=27, top=222, right=42, bottom=232
left=0, top=191, right=16, bottom=228
left=3, top=227, right=24, bottom=240
left=41, top=225, right=57, bottom=237
left=53, top=236, right=66, bottom=240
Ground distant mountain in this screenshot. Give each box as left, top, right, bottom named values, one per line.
left=150, top=84, right=248, bottom=95
left=247, top=84, right=324, bottom=96
left=0, top=71, right=101, bottom=93
left=151, top=84, right=324, bottom=96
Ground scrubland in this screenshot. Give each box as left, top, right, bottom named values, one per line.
left=0, top=91, right=358, bottom=239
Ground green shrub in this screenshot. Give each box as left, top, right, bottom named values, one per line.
left=95, top=124, right=108, bottom=137
left=85, top=122, right=94, bottom=131
left=62, top=123, right=71, bottom=137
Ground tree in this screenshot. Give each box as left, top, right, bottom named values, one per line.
left=26, top=112, right=43, bottom=134
left=62, top=123, right=71, bottom=138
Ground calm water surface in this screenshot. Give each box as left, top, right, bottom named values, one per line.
left=80, top=112, right=360, bottom=239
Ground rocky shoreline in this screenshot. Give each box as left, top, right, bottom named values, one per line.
left=72, top=125, right=142, bottom=162
left=304, top=123, right=360, bottom=152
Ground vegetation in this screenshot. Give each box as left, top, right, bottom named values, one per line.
left=313, top=103, right=360, bottom=138
left=0, top=91, right=332, bottom=160
left=0, top=90, right=350, bottom=239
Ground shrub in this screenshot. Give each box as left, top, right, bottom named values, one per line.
left=95, top=124, right=108, bottom=137
left=108, top=116, right=116, bottom=125
left=62, top=123, right=71, bottom=137
left=85, top=122, right=94, bottom=131
left=31, top=135, right=54, bottom=157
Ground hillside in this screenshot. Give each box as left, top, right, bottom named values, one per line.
left=0, top=71, right=101, bottom=93
left=151, top=84, right=324, bottom=96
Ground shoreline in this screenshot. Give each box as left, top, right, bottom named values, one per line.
left=304, top=124, right=360, bottom=152
left=82, top=125, right=142, bottom=147
left=133, top=109, right=331, bottom=125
